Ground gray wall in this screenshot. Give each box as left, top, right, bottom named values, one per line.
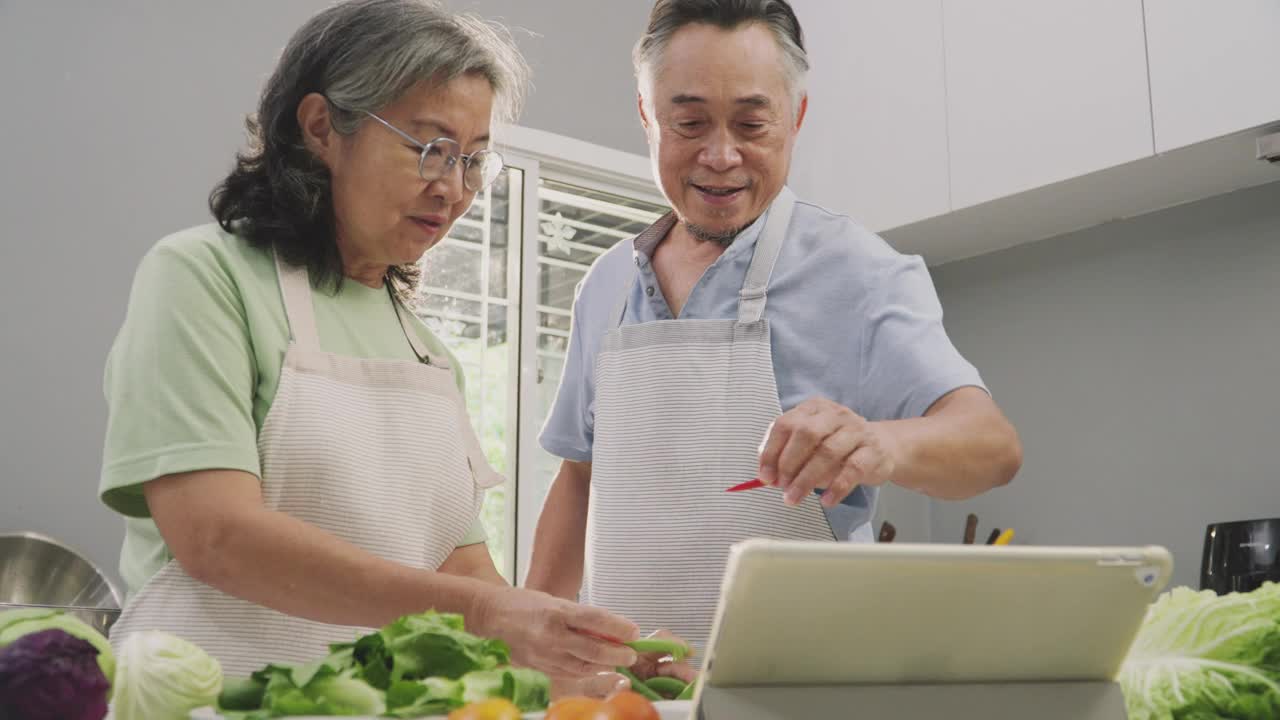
left=927, top=180, right=1280, bottom=589
left=0, top=0, right=647, bottom=590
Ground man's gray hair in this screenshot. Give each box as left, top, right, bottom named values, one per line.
left=633, top=0, right=808, bottom=113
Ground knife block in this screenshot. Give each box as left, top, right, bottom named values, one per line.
left=694, top=679, right=1129, bottom=720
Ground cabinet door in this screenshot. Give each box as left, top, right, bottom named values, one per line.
left=789, top=0, right=950, bottom=232
left=1145, top=0, right=1280, bottom=153
left=943, top=0, right=1154, bottom=209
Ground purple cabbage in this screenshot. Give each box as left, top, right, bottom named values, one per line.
left=0, top=628, right=109, bottom=720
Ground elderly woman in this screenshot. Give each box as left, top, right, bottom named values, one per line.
left=98, top=0, right=639, bottom=678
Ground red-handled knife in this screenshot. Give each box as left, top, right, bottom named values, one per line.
left=726, top=478, right=766, bottom=492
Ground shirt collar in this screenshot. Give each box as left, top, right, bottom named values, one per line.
left=631, top=198, right=775, bottom=265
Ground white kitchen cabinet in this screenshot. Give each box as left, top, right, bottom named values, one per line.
left=1144, top=0, right=1280, bottom=153
left=942, top=0, right=1154, bottom=210
left=788, top=0, right=950, bottom=232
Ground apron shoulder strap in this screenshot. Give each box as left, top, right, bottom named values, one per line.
left=274, top=249, right=321, bottom=350
left=738, top=186, right=796, bottom=324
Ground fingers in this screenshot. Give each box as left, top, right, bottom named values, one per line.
left=628, top=629, right=701, bottom=687
left=757, top=419, right=788, bottom=487
left=655, top=659, right=699, bottom=684
left=570, top=604, right=640, bottom=645
left=551, top=672, right=628, bottom=700
left=759, top=399, right=837, bottom=489
left=557, top=629, right=637, bottom=671
left=785, top=424, right=864, bottom=505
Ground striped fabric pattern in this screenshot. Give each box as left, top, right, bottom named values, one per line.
left=583, top=189, right=836, bottom=662
left=107, top=253, right=499, bottom=677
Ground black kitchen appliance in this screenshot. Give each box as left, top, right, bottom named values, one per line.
left=1200, top=517, right=1280, bottom=594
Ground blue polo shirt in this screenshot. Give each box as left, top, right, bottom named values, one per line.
left=538, top=192, right=986, bottom=538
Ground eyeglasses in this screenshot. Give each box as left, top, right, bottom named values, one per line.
left=363, top=111, right=504, bottom=192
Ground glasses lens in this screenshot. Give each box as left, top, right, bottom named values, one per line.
left=419, top=139, right=460, bottom=181
left=465, top=150, right=504, bottom=191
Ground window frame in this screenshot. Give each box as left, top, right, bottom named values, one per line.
left=496, top=128, right=665, bottom=584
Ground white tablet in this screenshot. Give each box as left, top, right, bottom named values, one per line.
left=699, top=539, right=1173, bottom=688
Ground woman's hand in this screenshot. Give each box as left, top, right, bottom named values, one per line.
left=471, top=585, right=640, bottom=677
left=627, top=630, right=697, bottom=684
left=549, top=671, right=629, bottom=700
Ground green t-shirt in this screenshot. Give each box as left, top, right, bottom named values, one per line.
left=100, top=223, right=487, bottom=598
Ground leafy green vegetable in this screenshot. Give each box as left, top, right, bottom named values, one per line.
left=112, top=630, right=223, bottom=720
left=625, top=638, right=690, bottom=662
left=384, top=677, right=461, bottom=718
left=265, top=675, right=385, bottom=716
left=643, top=676, right=687, bottom=700
left=217, top=676, right=267, bottom=711
left=1118, top=581, right=1280, bottom=720
left=333, top=611, right=510, bottom=688
left=212, top=611, right=546, bottom=717
left=616, top=666, right=663, bottom=702
left=460, top=668, right=550, bottom=711
left=247, top=660, right=384, bottom=716
left=0, top=608, right=115, bottom=687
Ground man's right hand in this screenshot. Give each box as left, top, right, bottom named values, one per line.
left=472, top=585, right=640, bottom=676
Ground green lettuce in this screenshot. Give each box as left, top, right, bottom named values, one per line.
left=219, top=610, right=538, bottom=717
left=1118, top=581, right=1280, bottom=720
left=250, top=661, right=384, bottom=717
left=459, top=668, right=550, bottom=711
left=333, top=611, right=510, bottom=688
left=384, top=677, right=461, bottom=718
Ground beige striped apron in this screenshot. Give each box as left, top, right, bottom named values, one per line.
left=108, top=252, right=502, bottom=677
left=583, top=188, right=837, bottom=662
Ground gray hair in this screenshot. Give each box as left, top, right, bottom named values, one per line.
left=633, top=0, right=808, bottom=114
left=210, top=0, right=530, bottom=297
left=290, top=0, right=529, bottom=132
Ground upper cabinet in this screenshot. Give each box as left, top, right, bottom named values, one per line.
left=787, top=1, right=1280, bottom=264
left=789, top=0, right=950, bottom=232
left=941, top=0, right=1154, bottom=209
left=1144, top=0, right=1280, bottom=153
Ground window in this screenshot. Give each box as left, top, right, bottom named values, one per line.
left=412, top=137, right=667, bottom=580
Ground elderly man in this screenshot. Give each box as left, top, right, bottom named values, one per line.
left=529, top=0, right=1022, bottom=664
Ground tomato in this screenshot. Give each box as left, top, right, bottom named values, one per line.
left=544, top=696, right=621, bottom=720
left=447, top=697, right=523, bottom=720
left=605, top=690, right=661, bottom=720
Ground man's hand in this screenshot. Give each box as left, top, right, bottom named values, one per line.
left=757, top=397, right=896, bottom=508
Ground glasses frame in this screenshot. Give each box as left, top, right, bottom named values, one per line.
left=363, top=111, right=504, bottom=192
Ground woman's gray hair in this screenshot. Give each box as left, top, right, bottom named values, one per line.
left=633, top=0, right=808, bottom=114
left=210, top=0, right=530, bottom=297
left=307, top=0, right=529, bottom=133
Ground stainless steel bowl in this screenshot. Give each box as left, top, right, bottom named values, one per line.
left=0, top=532, right=123, bottom=636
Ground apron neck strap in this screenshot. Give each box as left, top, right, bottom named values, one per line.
left=738, top=186, right=795, bottom=324
left=387, top=283, right=444, bottom=367
left=274, top=249, right=321, bottom=350
left=274, top=249, right=442, bottom=366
